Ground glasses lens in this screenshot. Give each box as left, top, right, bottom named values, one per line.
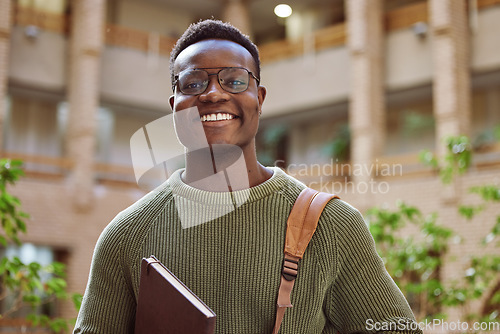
left=178, top=70, right=208, bottom=95
left=219, top=68, right=250, bottom=93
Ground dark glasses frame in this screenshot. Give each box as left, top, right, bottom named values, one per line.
left=173, top=67, right=260, bottom=95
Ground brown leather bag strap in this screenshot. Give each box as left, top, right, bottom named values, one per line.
left=272, top=188, right=339, bottom=334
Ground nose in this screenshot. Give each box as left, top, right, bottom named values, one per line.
left=198, top=75, right=230, bottom=103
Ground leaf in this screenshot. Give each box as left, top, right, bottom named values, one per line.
left=458, top=205, right=483, bottom=220
left=419, top=150, right=438, bottom=168
left=470, top=185, right=500, bottom=202
left=491, top=291, right=500, bottom=304
left=49, top=318, right=69, bottom=333
left=46, top=277, right=67, bottom=295
left=15, top=218, right=27, bottom=233
left=494, top=125, right=500, bottom=141
left=72, top=293, right=83, bottom=311
left=28, top=262, right=42, bottom=272
left=46, top=261, right=66, bottom=276
left=0, top=235, right=6, bottom=247
left=23, top=294, right=42, bottom=305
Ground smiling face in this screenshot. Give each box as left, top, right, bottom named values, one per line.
left=169, top=39, right=266, bottom=154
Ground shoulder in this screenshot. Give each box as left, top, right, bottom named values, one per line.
left=321, top=198, right=365, bottom=226
left=317, top=198, right=373, bottom=246
left=95, top=181, right=174, bottom=255
left=111, top=181, right=173, bottom=227
left=270, top=168, right=367, bottom=232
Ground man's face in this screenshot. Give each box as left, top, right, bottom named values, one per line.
left=169, top=39, right=266, bottom=152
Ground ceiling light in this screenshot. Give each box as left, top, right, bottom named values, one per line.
left=274, top=4, right=292, bottom=18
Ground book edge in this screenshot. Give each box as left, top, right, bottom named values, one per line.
left=144, top=257, right=216, bottom=319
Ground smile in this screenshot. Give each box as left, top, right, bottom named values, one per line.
left=200, top=113, right=236, bottom=122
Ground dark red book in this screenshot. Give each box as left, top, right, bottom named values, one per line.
left=134, top=256, right=216, bottom=334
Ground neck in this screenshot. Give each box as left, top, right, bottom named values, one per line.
left=182, top=145, right=272, bottom=192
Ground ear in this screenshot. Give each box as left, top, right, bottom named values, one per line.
left=169, top=95, right=175, bottom=111
left=257, top=85, right=267, bottom=114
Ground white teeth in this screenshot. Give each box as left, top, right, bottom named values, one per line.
left=201, top=113, right=235, bottom=122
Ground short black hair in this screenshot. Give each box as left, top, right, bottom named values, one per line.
left=169, top=19, right=260, bottom=86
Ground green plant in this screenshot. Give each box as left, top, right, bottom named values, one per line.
left=0, top=159, right=82, bottom=333
left=0, top=159, right=28, bottom=246
left=457, top=184, right=500, bottom=320
left=366, top=201, right=453, bottom=320
left=367, top=135, right=499, bottom=329
left=419, top=135, right=472, bottom=184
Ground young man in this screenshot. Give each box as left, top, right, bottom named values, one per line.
left=74, top=20, right=421, bottom=333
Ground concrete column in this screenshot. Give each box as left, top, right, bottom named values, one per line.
left=66, top=0, right=105, bottom=211
left=430, top=0, right=470, bottom=158
left=345, top=0, right=385, bottom=201
left=222, top=0, right=252, bottom=38
left=0, top=0, right=12, bottom=153
left=429, top=2, right=471, bottom=321
left=429, top=0, right=470, bottom=205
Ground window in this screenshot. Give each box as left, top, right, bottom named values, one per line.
left=471, top=85, right=500, bottom=151
left=4, top=95, right=62, bottom=159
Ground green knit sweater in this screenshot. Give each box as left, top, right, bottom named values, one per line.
left=74, top=167, right=421, bottom=334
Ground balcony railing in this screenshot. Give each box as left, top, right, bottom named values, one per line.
left=14, top=6, right=68, bottom=33
left=105, top=24, right=176, bottom=57
left=3, top=142, right=499, bottom=188
left=259, top=23, right=346, bottom=63
left=385, top=1, right=428, bottom=31
left=1, top=151, right=138, bottom=187
left=11, top=0, right=500, bottom=63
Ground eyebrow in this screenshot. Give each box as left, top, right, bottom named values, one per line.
left=193, top=66, right=249, bottom=71
left=174, top=67, right=252, bottom=76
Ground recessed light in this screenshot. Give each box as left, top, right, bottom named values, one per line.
left=274, top=4, right=292, bottom=18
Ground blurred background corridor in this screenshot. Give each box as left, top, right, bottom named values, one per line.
left=0, top=0, right=499, bottom=332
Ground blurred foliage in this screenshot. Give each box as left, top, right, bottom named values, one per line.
left=419, top=136, right=472, bottom=184
left=366, top=202, right=453, bottom=319
left=367, top=135, right=500, bottom=328
left=262, top=124, right=288, bottom=145
left=321, top=123, right=350, bottom=162
left=471, top=124, right=500, bottom=151
left=402, top=110, right=435, bottom=138
left=0, top=158, right=82, bottom=333
left=0, top=159, right=28, bottom=246
left=257, top=124, right=288, bottom=167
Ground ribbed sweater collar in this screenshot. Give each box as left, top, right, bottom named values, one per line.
left=168, top=167, right=289, bottom=206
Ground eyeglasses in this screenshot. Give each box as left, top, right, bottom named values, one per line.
left=173, top=67, right=260, bottom=95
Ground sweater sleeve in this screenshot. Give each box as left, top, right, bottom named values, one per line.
left=73, top=212, right=137, bottom=334
left=323, top=201, right=422, bottom=334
